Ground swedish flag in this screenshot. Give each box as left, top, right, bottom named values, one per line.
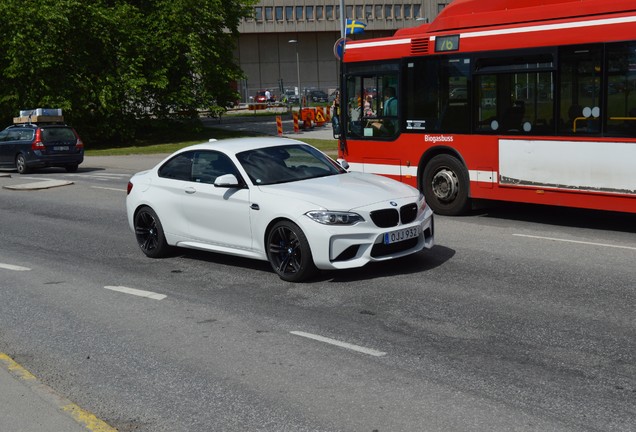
left=345, top=19, right=366, bottom=35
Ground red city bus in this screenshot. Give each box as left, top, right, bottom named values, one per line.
left=337, top=0, right=636, bottom=215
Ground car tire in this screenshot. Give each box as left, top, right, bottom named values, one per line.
left=422, top=154, right=471, bottom=216
left=65, top=164, right=78, bottom=173
left=16, top=154, right=29, bottom=174
left=134, top=206, right=171, bottom=258
left=266, top=220, right=317, bottom=282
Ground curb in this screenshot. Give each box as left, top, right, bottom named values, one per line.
left=0, top=353, right=117, bottom=432
left=3, top=180, right=74, bottom=191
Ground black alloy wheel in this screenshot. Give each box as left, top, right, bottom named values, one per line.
left=267, top=221, right=317, bottom=282
left=134, top=207, right=170, bottom=258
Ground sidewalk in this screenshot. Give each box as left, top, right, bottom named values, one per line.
left=0, top=353, right=116, bottom=432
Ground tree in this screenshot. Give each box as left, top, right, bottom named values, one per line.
left=0, top=0, right=256, bottom=145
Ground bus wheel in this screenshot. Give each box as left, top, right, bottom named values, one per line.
left=422, top=154, right=470, bottom=216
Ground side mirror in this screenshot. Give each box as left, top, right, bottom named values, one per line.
left=214, top=174, right=241, bottom=188
left=337, top=159, right=349, bottom=170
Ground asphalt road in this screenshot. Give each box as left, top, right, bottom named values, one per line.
left=0, top=160, right=635, bottom=432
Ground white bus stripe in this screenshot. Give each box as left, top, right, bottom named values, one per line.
left=346, top=15, right=636, bottom=50
left=346, top=38, right=412, bottom=50
left=291, top=331, right=387, bottom=357
left=461, top=15, right=636, bottom=39
left=104, top=286, right=167, bottom=300
left=348, top=162, right=496, bottom=185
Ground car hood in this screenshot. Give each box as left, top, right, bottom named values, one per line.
left=258, top=171, right=418, bottom=210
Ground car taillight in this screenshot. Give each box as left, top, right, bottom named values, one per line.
left=127, top=181, right=133, bottom=195
left=31, top=129, right=45, bottom=150
left=73, top=129, right=84, bottom=149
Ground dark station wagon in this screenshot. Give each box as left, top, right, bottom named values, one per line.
left=0, top=122, right=84, bottom=174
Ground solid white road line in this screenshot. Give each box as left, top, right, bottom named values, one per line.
left=291, top=331, right=387, bottom=357
left=0, top=263, right=31, bottom=271
left=514, top=234, right=636, bottom=251
left=104, top=286, right=166, bottom=300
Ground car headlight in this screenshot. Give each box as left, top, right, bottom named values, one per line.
left=418, top=192, right=428, bottom=213
left=305, top=211, right=364, bottom=225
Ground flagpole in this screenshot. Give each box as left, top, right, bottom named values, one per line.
left=338, top=0, right=346, bottom=151
left=340, top=0, right=345, bottom=38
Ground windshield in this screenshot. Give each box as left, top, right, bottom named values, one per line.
left=237, top=144, right=345, bottom=185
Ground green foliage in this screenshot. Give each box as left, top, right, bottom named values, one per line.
left=0, top=0, right=256, bottom=146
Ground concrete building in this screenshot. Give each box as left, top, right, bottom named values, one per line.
left=235, top=1, right=451, bottom=102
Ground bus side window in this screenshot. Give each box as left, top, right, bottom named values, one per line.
left=558, top=45, right=602, bottom=135
left=475, top=69, right=554, bottom=135
left=404, top=56, right=470, bottom=134
left=605, top=42, right=636, bottom=137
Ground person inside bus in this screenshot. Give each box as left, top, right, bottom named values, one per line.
left=348, top=93, right=364, bottom=136
left=368, top=86, right=398, bottom=136
left=349, top=93, right=362, bottom=121
left=382, top=86, right=398, bottom=116
left=363, top=94, right=375, bottom=117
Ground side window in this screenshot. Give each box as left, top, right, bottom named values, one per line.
left=474, top=52, right=555, bottom=135
left=0, top=130, right=6, bottom=141
left=345, top=66, right=399, bottom=139
left=15, top=129, right=34, bottom=140
left=191, top=151, right=239, bottom=184
left=558, top=46, right=602, bottom=135
left=6, top=129, right=25, bottom=141
left=158, top=151, right=194, bottom=181
left=605, top=42, right=636, bottom=137
left=475, top=71, right=554, bottom=134
left=404, top=56, right=470, bottom=133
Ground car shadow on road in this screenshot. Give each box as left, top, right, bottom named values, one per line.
left=318, top=245, right=455, bottom=283
left=174, top=249, right=275, bottom=274
left=170, top=245, right=455, bottom=284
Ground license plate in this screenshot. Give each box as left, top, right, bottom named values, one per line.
left=383, top=226, right=421, bottom=244
left=53, top=146, right=69, bottom=151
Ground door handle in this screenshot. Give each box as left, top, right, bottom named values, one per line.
left=184, top=187, right=196, bottom=194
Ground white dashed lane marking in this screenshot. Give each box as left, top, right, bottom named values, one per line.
left=0, top=263, right=31, bottom=271
left=91, top=186, right=127, bottom=192
left=514, top=234, right=636, bottom=251
left=291, top=331, right=387, bottom=357
left=104, top=286, right=167, bottom=300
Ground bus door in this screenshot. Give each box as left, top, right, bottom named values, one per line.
left=343, top=62, right=401, bottom=178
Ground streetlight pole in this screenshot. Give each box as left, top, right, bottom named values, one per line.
left=288, top=39, right=301, bottom=108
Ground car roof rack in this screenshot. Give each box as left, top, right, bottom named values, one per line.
left=13, top=108, right=65, bottom=125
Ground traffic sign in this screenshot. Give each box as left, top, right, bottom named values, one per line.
left=333, top=37, right=351, bottom=60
